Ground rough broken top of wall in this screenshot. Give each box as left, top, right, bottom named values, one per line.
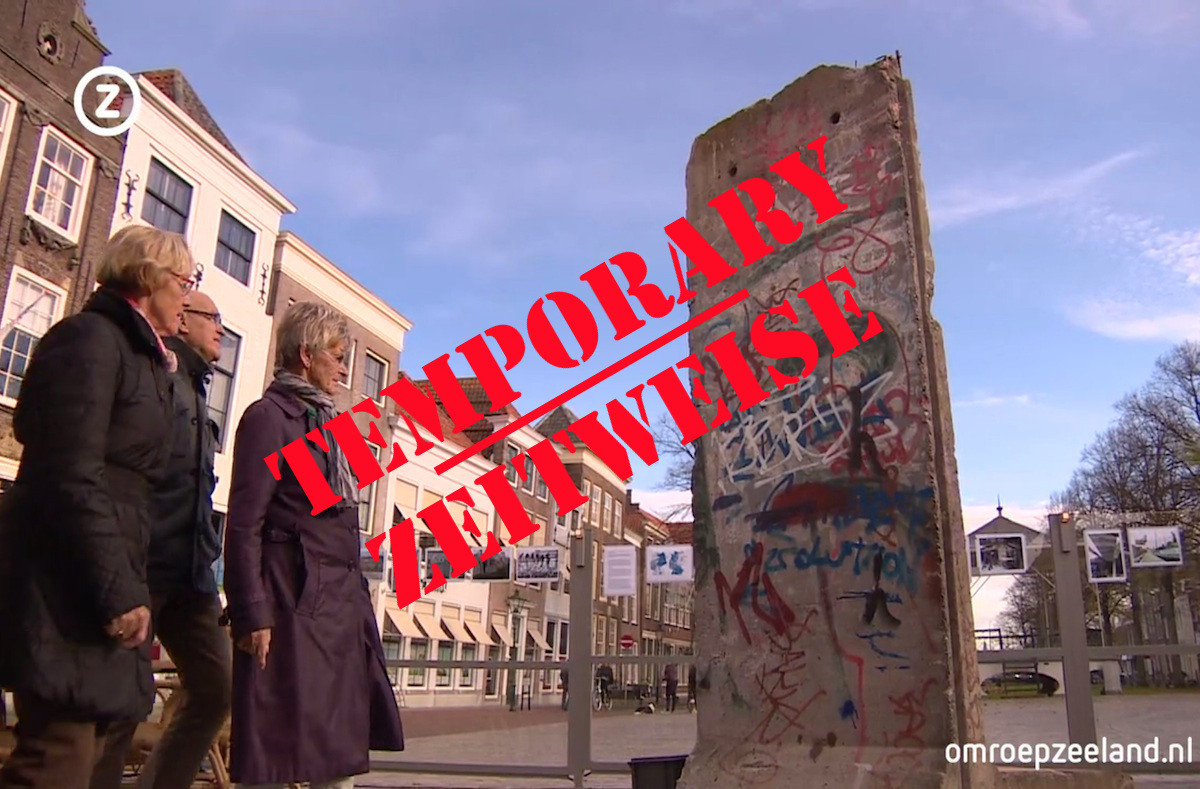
left=679, top=55, right=991, bottom=788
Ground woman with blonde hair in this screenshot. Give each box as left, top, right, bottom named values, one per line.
left=0, top=224, right=196, bottom=787
left=223, top=301, right=402, bottom=788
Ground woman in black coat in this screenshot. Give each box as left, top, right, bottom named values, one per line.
left=224, top=301, right=402, bottom=787
left=0, top=224, right=196, bottom=788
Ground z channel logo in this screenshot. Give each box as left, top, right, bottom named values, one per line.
left=73, top=66, right=141, bottom=137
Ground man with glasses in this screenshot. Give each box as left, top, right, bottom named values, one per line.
left=91, top=291, right=231, bottom=789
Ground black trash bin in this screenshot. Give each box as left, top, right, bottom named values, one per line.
left=629, top=754, right=688, bottom=789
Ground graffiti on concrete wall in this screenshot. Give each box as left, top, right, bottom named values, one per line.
left=700, top=98, right=949, bottom=785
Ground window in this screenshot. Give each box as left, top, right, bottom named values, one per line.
left=558, top=622, right=569, bottom=660
left=358, top=443, right=382, bottom=533
left=615, top=504, right=623, bottom=539
left=521, top=455, right=535, bottom=493
left=593, top=615, right=604, bottom=656
left=211, top=512, right=226, bottom=588
left=382, top=637, right=401, bottom=685
left=602, top=493, right=612, bottom=532
left=542, top=624, right=557, bottom=690
left=0, top=89, right=16, bottom=174
left=407, top=639, right=428, bottom=686
left=608, top=619, right=617, bottom=656
left=363, top=352, right=386, bottom=401
left=0, top=269, right=65, bottom=403
left=27, top=127, right=92, bottom=241
left=141, top=157, right=192, bottom=233
left=208, top=329, right=241, bottom=451
left=341, top=339, right=357, bottom=389
left=583, top=481, right=593, bottom=523
left=459, top=643, right=477, bottom=687
left=215, top=210, right=255, bottom=285
left=484, top=645, right=500, bottom=696
left=535, top=472, right=548, bottom=500
left=505, top=443, right=521, bottom=484
left=435, top=641, right=454, bottom=686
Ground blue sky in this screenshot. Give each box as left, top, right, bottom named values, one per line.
left=89, top=0, right=1200, bottom=541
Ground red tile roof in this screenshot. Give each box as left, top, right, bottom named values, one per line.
left=134, top=69, right=245, bottom=162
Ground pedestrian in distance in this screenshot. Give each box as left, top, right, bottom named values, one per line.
left=560, top=667, right=568, bottom=711
left=0, top=225, right=196, bottom=788
left=664, top=663, right=679, bottom=713
left=89, top=291, right=232, bottom=789
left=687, top=663, right=697, bottom=713
left=223, top=302, right=403, bottom=788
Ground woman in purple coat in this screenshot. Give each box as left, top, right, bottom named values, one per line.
left=223, top=301, right=403, bottom=787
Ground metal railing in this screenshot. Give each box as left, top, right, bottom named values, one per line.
left=370, top=653, right=696, bottom=783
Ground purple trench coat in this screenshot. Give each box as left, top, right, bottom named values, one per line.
left=223, top=382, right=403, bottom=783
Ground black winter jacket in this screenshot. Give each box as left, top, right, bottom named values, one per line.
left=146, top=336, right=219, bottom=596
left=0, top=287, right=173, bottom=722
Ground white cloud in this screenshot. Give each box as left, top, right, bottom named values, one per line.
left=233, top=94, right=673, bottom=271
left=929, top=150, right=1142, bottom=228
left=954, top=393, right=1034, bottom=408
left=1059, top=204, right=1200, bottom=341
left=1000, top=0, right=1091, bottom=36
left=630, top=489, right=693, bottom=522
left=1069, top=299, right=1200, bottom=342
left=999, top=0, right=1200, bottom=38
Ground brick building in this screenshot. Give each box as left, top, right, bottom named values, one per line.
left=267, top=231, right=412, bottom=542
left=411, top=378, right=568, bottom=706
left=535, top=406, right=629, bottom=669
left=0, top=0, right=125, bottom=479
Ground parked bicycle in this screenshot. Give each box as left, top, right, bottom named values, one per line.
left=592, top=676, right=612, bottom=711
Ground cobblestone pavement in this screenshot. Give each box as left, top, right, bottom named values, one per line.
left=349, top=695, right=1200, bottom=788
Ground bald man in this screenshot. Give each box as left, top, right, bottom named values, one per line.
left=92, top=291, right=231, bottom=789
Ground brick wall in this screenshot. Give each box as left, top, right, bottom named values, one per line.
left=0, top=0, right=125, bottom=470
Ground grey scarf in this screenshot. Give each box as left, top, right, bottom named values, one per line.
left=272, top=369, right=358, bottom=509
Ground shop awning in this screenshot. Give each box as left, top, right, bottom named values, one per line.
left=414, top=613, right=446, bottom=641
left=464, top=620, right=495, bottom=647
left=385, top=610, right=424, bottom=640
left=491, top=622, right=514, bottom=647
left=525, top=624, right=552, bottom=653
left=441, top=617, right=473, bottom=643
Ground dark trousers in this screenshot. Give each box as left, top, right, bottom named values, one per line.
left=665, top=680, right=679, bottom=712
left=0, top=694, right=109, bottom=788
left=88, top=591, right=231, bottom=789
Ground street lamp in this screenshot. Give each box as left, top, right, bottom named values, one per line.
left=506, top=588, right=529, bottom=711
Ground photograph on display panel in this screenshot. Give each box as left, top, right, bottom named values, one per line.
left=471, top=545, right=513, bottom=581
left=646, top=544, right=693, bottom=583
left=1085, top=529, right=1127, bottom=583
left=1128, top=526, right=1183, bottom=568
left=975, top=534, right=1027, bottom=575
left=515, top=546, right=561, bottom=581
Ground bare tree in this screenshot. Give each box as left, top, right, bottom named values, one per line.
left=1046, top=341, right=1200, bottom=685
left=650, top=413, right=695, bottom=523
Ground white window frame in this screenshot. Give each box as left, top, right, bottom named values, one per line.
left=213, top=205, right=260, bottom=288
left=0, top=267, right=68, bottom=408
left=358, top=443, right=382, bottom=534
left=25, top=126, right=94, bottom=244
left=0, top=87, right=18, bottom=183
left=340, top=338, right=357, bottom=390
left=208, top=325, right=243, bottom=453
left=362, top=350, right=388, bottom=404
left=140, top=153, right=196, bottom=239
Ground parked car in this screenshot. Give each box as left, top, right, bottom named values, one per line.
left=981, top=671, right=1059, bottom=696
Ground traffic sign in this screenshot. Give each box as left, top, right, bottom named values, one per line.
left=620, top=634, right=635, bottom=650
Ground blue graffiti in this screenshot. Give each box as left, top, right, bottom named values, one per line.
left=856, top=630, right=907, bottom=661
left=742, top=533, right=930, bottom=596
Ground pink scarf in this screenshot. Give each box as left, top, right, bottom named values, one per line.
left=126, top=297, right=178, bottom=373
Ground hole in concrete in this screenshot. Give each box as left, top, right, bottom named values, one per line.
left=728, top=164, right=737, bottom=177
left=830, top=111, right=841, bottom=124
